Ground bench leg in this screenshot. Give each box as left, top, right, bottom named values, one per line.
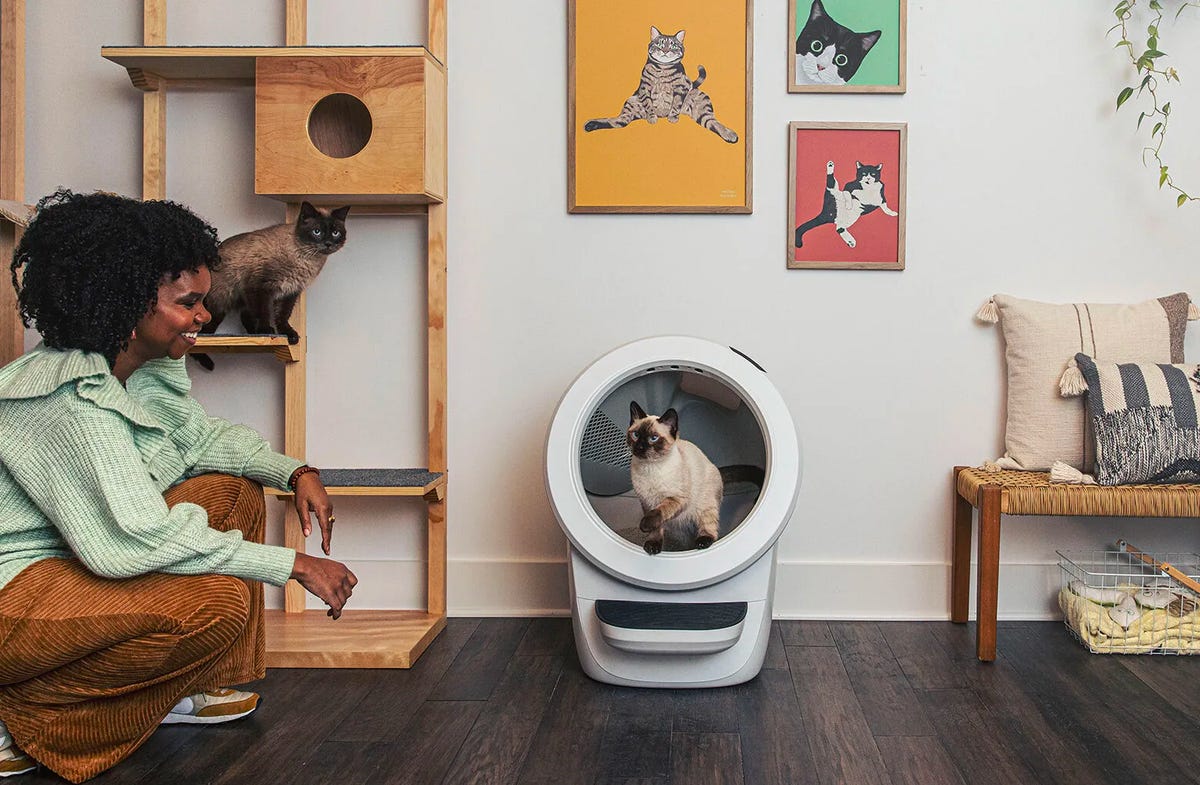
left=976, top=484, right=1001, bottom=662
left=951, top=466, right=973, bottom=623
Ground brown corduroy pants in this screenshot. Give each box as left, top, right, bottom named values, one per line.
left=0, top=474, right=271, bottom=783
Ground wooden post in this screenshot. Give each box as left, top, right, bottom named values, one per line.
left=428, top=0, right=446, bottom=64
left=427, top=496, right=446, bottom=615
left=283, top=202, right=308, bottom=613
left=285, top=0, right=305, bottom=46
left=0, top=0, right=25, bottom=366
left=976, top=485, right=1001, bottom=662
left=427, top=0, right=447, bottom=619
left=950, top=466, right=973, bottom=624
left=142, top=0, right=166, bottom=200
left=281, top=4, right=308, bottom=614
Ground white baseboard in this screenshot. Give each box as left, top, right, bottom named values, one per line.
left=267, top=557, right=1065, bottom=620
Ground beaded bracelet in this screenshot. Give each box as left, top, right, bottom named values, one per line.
left=288, top=465, right=321, bottom=491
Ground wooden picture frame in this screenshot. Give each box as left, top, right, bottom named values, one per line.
left=788, top=122, right=906, bottom=270
left=788, top=0, right=906, bottom=93
left=568, top=0, right=753, bottom=213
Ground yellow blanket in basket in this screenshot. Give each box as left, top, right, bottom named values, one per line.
left=1057, top=589, right=1200, bottom=653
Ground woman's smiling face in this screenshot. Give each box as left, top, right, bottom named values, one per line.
left=130, top=266, right=212, bottom=361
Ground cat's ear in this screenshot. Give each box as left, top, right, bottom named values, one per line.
left=856, top=161, right=863, bottom=169
left=675, top=30, right=685, bottom=43
left=809, top=0, right=826, bottom=20
left=650, top=26, right=661, bottom=39
left=660, top=408, right=679, bottom=438
left=630, top=400, right=647, bottom=424
left=299, top=201, right=319, bottom=220
left=331, top=206, right=351, bottom=221
left=861, top=30, right=882, bottom=53
left=877, top=163, right=884, bottom=171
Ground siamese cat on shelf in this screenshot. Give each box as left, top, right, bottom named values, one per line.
left=191, top=202, right=350, bottom=370
left=628, top=401, right=725, bottom=555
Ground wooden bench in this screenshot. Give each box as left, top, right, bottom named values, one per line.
left=951, top=465, right=1200, bottom=661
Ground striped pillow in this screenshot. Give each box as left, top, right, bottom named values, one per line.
left=1074, top=353, right=1200, bottom=484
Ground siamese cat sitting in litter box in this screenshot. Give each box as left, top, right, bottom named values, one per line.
left=627, top=401, right=725, bottom=555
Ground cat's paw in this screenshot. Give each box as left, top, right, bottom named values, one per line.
left=643, top=539, right=663, bottom=556
left=826, top=161, right=835, bottom=174
left=639, top=512, right=662, bottom=533
left=668, top=114, right=680, bottom=123
left=282, top=327, right=301, bottom=344
left=695, top=534, right=715, bottom=549
left=583, top=120, right=603, bottom=132
left=646, top=115, right=657, bottom=124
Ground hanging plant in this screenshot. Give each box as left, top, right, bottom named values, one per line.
left=1111, top=0, right=1198, bottom=206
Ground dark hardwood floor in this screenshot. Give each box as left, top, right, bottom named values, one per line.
left=22, top=619, right=1200, bottom=784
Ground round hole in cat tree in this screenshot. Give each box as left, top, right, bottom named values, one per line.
left=307, top=93, right=373, bottom=159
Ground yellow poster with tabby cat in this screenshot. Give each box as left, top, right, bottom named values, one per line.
left=569, top=0, right=751, bottom=213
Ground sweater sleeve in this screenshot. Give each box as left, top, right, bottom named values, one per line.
left=167, top=393, right=303, bottom=492
left=11, top=407, right=296, bottom=586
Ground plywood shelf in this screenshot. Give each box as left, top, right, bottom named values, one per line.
left=266, top=468, right=446, bottom=499
left=101, top=46, right=443, bottom=87
left=265, top=609, right=446, bottom=668
left=0, top=199, right=31, bottom=226
left=188, top=334, right=300, bottom=363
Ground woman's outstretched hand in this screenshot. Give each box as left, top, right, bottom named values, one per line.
left=293, top=471, right=335, bottom=555
left=291, top=552, right=358, bottom=619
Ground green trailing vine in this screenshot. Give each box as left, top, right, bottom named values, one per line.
left=1111, top=0, right=1199, bottom=205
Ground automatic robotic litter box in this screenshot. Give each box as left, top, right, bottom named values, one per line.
left=546, top=337, right=801, bottom=688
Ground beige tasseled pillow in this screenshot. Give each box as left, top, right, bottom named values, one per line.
left=977, top=292, right=1194, bottom=471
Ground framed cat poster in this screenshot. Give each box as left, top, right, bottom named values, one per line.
left=788, top=122, right=906, bottom=270
left=568, top=0, right=753, bottom=213
left=788, top=0, right=906, bottom=93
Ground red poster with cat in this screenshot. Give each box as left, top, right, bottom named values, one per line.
left=788, top=122, right=906, bottom=270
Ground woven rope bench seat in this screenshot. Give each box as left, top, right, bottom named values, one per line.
left=955, top=467, right=1200, bottom=518
left=950, top=465, right=1200, bottom=662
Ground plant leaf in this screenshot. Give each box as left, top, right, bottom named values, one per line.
left=1179, top=193, right=1187, bottom=207
left=1117, top=86, right=1135, bottom=109
left=1161, top=167, right=1169, bottom=187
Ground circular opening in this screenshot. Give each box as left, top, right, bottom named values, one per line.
left=307, top=93, right=373, bottom=159
left=580, top=367, right=766, bottom=554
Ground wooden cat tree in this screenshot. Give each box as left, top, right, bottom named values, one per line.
left=0, top=0, right=449, bottom=667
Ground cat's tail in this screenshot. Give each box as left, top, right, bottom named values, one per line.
left=692, top=65, right=707, bottom=89
left=720, top=464, right=765, bottom=493
left=190, top=353, right=215, bottom=371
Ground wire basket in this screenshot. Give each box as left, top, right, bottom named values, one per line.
left=1057, top=546, right=1200, bottom=654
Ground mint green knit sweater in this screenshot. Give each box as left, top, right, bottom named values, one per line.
left=0, top=344, right=302, bottom=590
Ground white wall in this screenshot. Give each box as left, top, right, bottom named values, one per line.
left=22, top=1, right=1200, bottom=619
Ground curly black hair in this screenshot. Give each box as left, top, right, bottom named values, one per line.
left=11, top=189, right=222, bottom=365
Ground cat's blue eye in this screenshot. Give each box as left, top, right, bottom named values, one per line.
left=649, top=435, right=659, bottom=443
left=332, top=230, right=342, bottom=238
left=810, top=40, right=823, bottom=53
left=311, top=229, right=323, bottom=237
left=834, top=53, right=848, bottom=66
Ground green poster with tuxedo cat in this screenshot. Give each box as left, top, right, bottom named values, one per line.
left=789, top=0, right=905, bottom=93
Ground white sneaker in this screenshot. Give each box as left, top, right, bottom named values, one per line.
left=0, top=721, right=34, bottom=778
left=161, top=688, right=260, bottom=725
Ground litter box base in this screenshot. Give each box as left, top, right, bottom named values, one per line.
left=568, top=547, right=775, bottom=688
